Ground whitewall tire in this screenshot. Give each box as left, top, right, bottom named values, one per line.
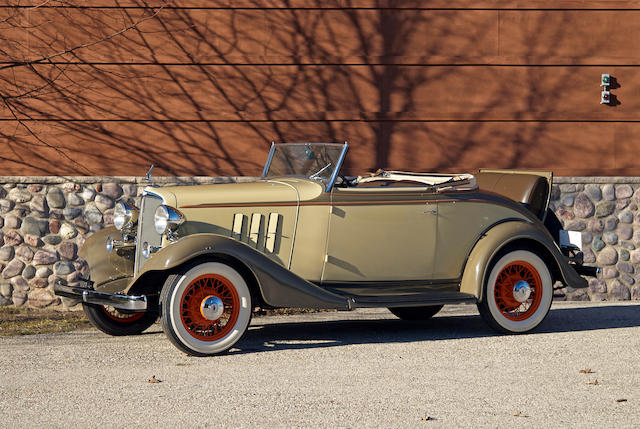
left=161, top=262, right=252, bottom=356
left=478, top=250, right=553, bottom=333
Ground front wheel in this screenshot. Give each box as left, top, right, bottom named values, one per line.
left=160, top=262, right=252, bottom=356
left=478, top=250, right=553, bottom=333
left=83, top=304, right=158, bottom=336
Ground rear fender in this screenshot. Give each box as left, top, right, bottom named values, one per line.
left=125, top=233, right=350, bottom=310
left=460, top=221, right=588, bottom=301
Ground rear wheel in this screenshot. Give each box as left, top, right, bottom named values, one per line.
left=160, top=262, right=252, bottom=356
left=478, top=250, right=553, bottom=333
left=83, top=304, right=158, bottom=336
left=388, top=305, right=443, bottom=321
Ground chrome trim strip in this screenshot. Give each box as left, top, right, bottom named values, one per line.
left=53, top=283, right=147, bottom=311
left=326, top=142, right=349, bottom=193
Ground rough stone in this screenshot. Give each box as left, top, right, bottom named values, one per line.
left=595, top=201, right=615, bottom=218
left=95, top=194, right=114, bottom=212
left=27, top=184, right=42, bottom=193
left=2, top=259, right=24, bottom=278
left=4, top=231, right=23, bottom=246
left=22, top=265, right=36, bottom=280
left=0, top=295, right=10, bottom=306
left=589, top=278, right=607, bottom=294
left=561, top=195, right=575, bottom=207
left=29, top=194, right=48, bottom=217
left=12, top=291, right=26, bottom=306
left=619, top=211, right=634, bottom=224
left=583, top=247, right=596, bottom=263
left=634, top=230, right=640, bottom=246
left=602, top=184, right=615, bottom=201
left=0, top=283, right=12, bottom=298
left=633, top=286, right=640, bottom=300
left=602, top=266, right=619, bottom=279
left=74, top=218, right=89, bottom=234
left=53, top=261, right=74, bottom=276
left=29, top=277, right=48, bottom=289
left=103, top=210, right=114, bottom=226
left=43, top=235, right=62, bottom=245
left=557, top=207, right=575, bottom=220
left=35, top=267, right=52, bottom=278
left=618, top=261, right=634, bottom=273
left=621, top=273, right=635, bottom=286
left=59, top=242, right=77, bottom=261
left=122, top=184, right=137, bottom=196
left=634, top=188, right=640, bottom=206
left=46, top=187, right=66, bottom=209
left=565, top=221, right=586, bottom=231
left=33, top=249, right=58, bottom=265
left=4, top=214, right=20, bottom=229
left=632, top=250, right=640, bottom=264
left=617, top=199, right=630, bottom=211
left=21, top=216, right=48, bottom=237
left=622, top=240, right=636, bottom=250
left=597, top=247, right=618, bottom=265
left=616, top=184, right=633, bottom=199
left=631, top=203, right=639, bottom=211
left=10, top=276, right=28, bottom=292
left=591, top=293, right=607, bottom=302
left=566, top=288, right=589, bottom=301
left=559, top=184, right=577, bottom=193
left=89, top=224, right=103, bottom=233
left=59, top=223, right=77, bottom=239
left=573, top=193, right=594, bottom=218
left=0, top=199, right=13, bottom=214
left=592, top=237, right=606, bottom=251
left=67, top=193, right=84, bottom=206
left=28, top=288, right=58, bottom=307
left=84, top=204, right=103, bottom=224
left=609, top=280, right=631, bottom=301
left=12, top=205, right=28, bottom=217
left=620, top=249, right=630, bottom=261
left=62, top=182, right=81, bottom=193
left=604, top=216, right=619, bottom=231
left=550, top=186, right=560, bottom=201
left=102, top=183, right=123, bottom=200
left=603, top=232, right=618, bottom=245
left=7, top=188, right=32, bottom=203
left=585, top=184, right=602, bottom=201
left=81, top=187, right=95, bottom=201
left=24, top=235, right=42, bottom=247
left=49, top=210, right=63, bottom=220
left=582, top=231, right=593, bottom=244
left=589, top=219, right=605, bottom=233
left=63, top=207, right=82, bottom=220
left=49, top=220, right=60, bottom=234
left=0, top=246, right=14, bottom=262
left=618, top=225, right=633, bottom=241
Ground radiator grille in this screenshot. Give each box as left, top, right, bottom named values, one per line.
left=134, top=192, right=163, bottom=275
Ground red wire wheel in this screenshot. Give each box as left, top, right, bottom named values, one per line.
left=493, top=260, right=543, bottom=321
left=101, top=306, right=145, bottom=323
left=179, top=274, right=240, bottom=342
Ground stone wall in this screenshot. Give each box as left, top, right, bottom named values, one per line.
left=0, top=176, right=638, bottom=309
left=551, top=177, right=640, bottom=302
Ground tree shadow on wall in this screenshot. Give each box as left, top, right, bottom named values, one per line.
left=0, top=1, right=607, bottom=176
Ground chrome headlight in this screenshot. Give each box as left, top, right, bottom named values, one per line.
left=113, top=202, right=139, bottom=231
left=154, top=205, right=185, bottom=235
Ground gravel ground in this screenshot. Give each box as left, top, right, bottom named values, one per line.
left=1, top=301, right=639, bottom=428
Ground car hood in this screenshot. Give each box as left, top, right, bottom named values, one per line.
left=143, top=178, right=324, bottom=208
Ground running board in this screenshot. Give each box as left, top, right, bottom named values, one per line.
left=348, top=293, right=477, bottom=309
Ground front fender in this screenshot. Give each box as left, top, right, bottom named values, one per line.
left=126, top=233, right=350, bottom=310
left=460, top=221, right=588, bottom=300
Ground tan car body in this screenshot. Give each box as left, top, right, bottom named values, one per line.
left=80, top=171, right=587, bottom=311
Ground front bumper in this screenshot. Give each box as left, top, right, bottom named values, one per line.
left=54, top=281, right=147, bottom=311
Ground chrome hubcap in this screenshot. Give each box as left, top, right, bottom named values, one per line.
left=200, top=296, right=224, bottom=320
left=513, top=280, right=532, bottom=303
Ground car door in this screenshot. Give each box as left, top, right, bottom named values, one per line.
left=321, top=185, right=437, bottom=294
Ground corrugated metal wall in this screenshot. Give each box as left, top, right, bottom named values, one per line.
left=1, top=1, right=639, bottom=176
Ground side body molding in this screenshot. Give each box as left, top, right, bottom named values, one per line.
left=126, top=233, right=351, bottom=310
left=460, top=221, right=588, bottom=300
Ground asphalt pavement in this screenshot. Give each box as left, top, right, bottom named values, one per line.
left=1, top=301, right=640, bottom=428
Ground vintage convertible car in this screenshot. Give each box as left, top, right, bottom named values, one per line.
left=54, top=142, right=597, bottom=356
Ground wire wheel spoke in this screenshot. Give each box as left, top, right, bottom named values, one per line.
left=494, top=260, right=543, bottom=321
left=179, top=273, right=240, bottom=341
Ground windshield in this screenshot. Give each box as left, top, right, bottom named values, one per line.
left=262, top=143, right=348, bottom=191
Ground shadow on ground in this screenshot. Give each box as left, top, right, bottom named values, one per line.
left=232, top=305, right=640, bottom=355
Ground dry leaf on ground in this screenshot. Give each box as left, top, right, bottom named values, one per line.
left=513, top=412, right=529, bottom=418
left=579, top=369, right=595, bottom=374
left=147, top=375, right=162, bottom=383
left=587, top=379, right=599, bottom=385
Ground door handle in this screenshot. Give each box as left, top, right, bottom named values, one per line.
left=423, top=209, right=437, bottom=215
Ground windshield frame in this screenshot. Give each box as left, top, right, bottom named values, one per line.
left=261, top=142, right=349, bottom=192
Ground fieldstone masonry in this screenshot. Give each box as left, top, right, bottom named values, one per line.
left=0, top=175, right=639, bottom=308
